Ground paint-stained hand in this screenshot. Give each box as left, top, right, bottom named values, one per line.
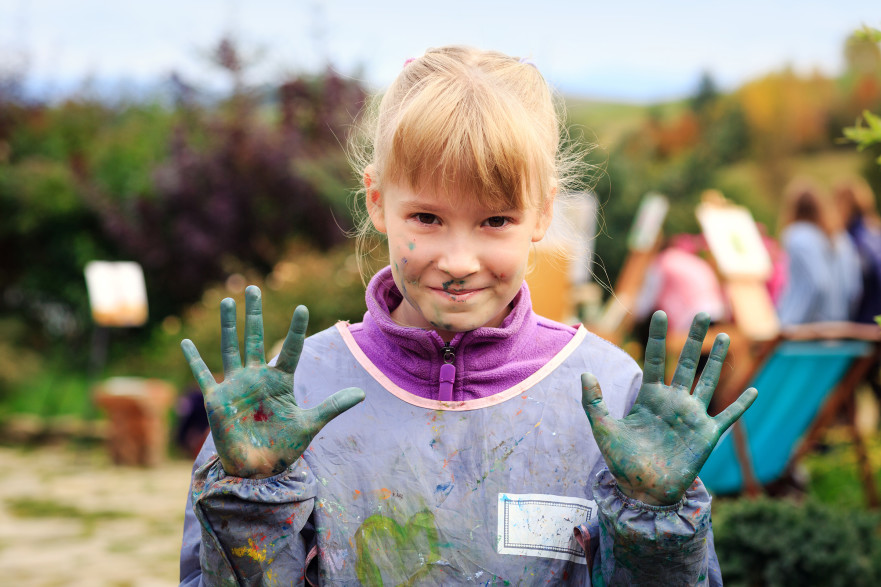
left=181, top=286, right=365, bottom=479
left=581, top=311, right=757, bottom=506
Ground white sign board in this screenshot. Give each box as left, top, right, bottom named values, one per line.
left=696, top=203, right=772, bottom=279
left=627, top=192, right=669, bottom=252
left=84, top=261, right=149, bottom=327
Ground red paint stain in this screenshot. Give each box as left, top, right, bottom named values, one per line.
left=285, top=513, right=296, bottom=525
left=353, top=490, right=361, bottom=500
left=254, top=402, right=271, bottom=422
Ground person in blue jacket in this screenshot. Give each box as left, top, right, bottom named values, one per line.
left=179, top=45, right=757, bottom=586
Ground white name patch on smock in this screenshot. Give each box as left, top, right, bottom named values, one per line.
left=496, top=493, right=596, bottom=564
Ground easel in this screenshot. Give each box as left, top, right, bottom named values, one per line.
left=590, top=192, right=669, bottom=345
left=85, top=261, right=173, bottom=466
left=694, top=193, right=779, bottom=413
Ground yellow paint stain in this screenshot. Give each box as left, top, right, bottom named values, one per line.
left=231, top=537, right=268, bottom=562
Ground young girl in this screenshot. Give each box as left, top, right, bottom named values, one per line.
left=179, top=46, right=756, bottom=586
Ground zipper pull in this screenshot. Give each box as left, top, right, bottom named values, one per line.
left=439, top=343, right=455, bottom=402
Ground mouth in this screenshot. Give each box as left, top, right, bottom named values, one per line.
left=430, top=287, right=483, bottom=301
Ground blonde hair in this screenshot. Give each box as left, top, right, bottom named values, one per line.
left=350, top=46, right=586, bottom=274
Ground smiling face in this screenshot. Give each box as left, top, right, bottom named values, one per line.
left=367, top=180, right=552, bottom=341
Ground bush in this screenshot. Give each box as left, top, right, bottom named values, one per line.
left=713, top=497, right=881, bottom=586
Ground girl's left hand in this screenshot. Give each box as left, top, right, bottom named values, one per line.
left=581, top=311, right=758, bottom=506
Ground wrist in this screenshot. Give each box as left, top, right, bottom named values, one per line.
left=219, top=447, right=296, bottom=479
left=615, top=482, right=684, bottom=507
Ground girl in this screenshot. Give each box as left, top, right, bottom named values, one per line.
left=776, top=178, right=862, bottom=326
left=179, top=46, right=756, bottom=586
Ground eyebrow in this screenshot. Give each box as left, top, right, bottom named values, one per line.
left=398, top=198, right=520, bottom=216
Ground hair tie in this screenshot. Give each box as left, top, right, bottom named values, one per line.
left=403, top=57, right=416, bottom=67
left=519, top=57, right=537, bottom=69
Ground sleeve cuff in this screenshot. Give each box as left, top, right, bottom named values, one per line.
left=193, top=455, right=317, bottom=505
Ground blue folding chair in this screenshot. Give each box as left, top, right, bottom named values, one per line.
left=700, top=323, right=880, bottom=505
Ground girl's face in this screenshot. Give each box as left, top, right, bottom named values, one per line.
left=367, top=180, right=552, bottom=341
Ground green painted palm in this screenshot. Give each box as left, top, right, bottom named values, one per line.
left=582, top=311, right=758, bottom=505
left=181, top=286, right=365, bottom=478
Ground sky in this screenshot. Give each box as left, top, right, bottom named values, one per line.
left=0, top=0, right=879, bottom=102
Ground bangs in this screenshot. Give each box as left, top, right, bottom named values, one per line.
left=381, top=74, right=550, bottom=211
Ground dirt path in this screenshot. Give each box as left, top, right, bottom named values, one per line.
left=0, top=442, right=194, bottom=586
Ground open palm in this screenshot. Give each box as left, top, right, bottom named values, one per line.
left=582, top=311, right=757, bottom=505
left=181, top=286, right=365, bottom=479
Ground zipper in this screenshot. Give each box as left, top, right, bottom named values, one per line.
left=439, top=342, right=456, bottom=402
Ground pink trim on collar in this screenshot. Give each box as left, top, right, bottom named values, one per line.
left=335, top=321, right=588, bottom=411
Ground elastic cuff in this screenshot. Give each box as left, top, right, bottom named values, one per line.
left=603, top=471, right=687, bottom=512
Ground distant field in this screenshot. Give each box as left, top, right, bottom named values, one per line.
left=714, top=150, right=865, bottom=232
left=565, top=94, right=867, bottom=234
left=563, top=97, right=646, bottom=147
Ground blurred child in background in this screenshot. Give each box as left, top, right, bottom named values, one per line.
left=776, top=178, right=862, bottom=325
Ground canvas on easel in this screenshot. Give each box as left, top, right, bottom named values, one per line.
left=696, top=193, right=779, bottom=341
left=84, top=261, right=149, bottom=327
left=591, top=192, right=669, bottom=343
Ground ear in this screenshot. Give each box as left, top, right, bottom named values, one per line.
left=364, top=166, right=387, bottom=234
left=531, top=187, right=557, bottom=242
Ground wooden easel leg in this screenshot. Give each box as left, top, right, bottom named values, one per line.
left=846, top=391, right=880, bottom=508
left=793, top=354, right=878, bottom=463
left=732, top=422, right=763, bottom=498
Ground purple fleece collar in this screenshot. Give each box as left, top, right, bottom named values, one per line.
left=347, top=266, right=577, bottom=401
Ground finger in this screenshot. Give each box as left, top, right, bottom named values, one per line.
left=305, top=387, right=366, bottom=433
left=244, top=285, right=265, bottom=366
left=670, top=312, right=711, bottom=390
left=581, top=373, right=611, bottom=428
left=713, top=387, right=758, bottom=434
left=275, top=305, right=308, bottom=374
left=220, top=298, right=242, bottom=376
left=181, top=339, right=217, bottom=394
left=642, top=310, right=668, bottom=385
left=692, top=333, right=729, bottom=407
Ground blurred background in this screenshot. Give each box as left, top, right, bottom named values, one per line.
left=2, top=1, right=881, bottom=585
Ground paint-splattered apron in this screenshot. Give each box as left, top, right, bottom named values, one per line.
left=184, top=323, right=718, bottom=586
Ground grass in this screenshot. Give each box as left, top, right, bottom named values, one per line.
left=5, top=496, right=133, bottom=537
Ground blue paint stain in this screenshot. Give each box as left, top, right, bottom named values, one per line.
left=429, top=438, right=437, bottom=448
left=436, top=482, right=454, bottom=496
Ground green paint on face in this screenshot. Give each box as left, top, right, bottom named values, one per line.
left=408, top=241, right=415, bottom=250
left=441, top=279, right=466, bottom=291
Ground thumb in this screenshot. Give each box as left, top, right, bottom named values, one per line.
left=306, top=387, right=366, bottom=433
left=581, top=373, right=610, bottom=426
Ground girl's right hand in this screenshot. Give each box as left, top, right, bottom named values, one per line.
left=181, top=286, right=365, bottom=479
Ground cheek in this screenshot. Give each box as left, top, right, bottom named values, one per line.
left=492, top=250, right=528, bottom=281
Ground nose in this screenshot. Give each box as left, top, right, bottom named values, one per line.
left=436, top=240, right=480, bottom=278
